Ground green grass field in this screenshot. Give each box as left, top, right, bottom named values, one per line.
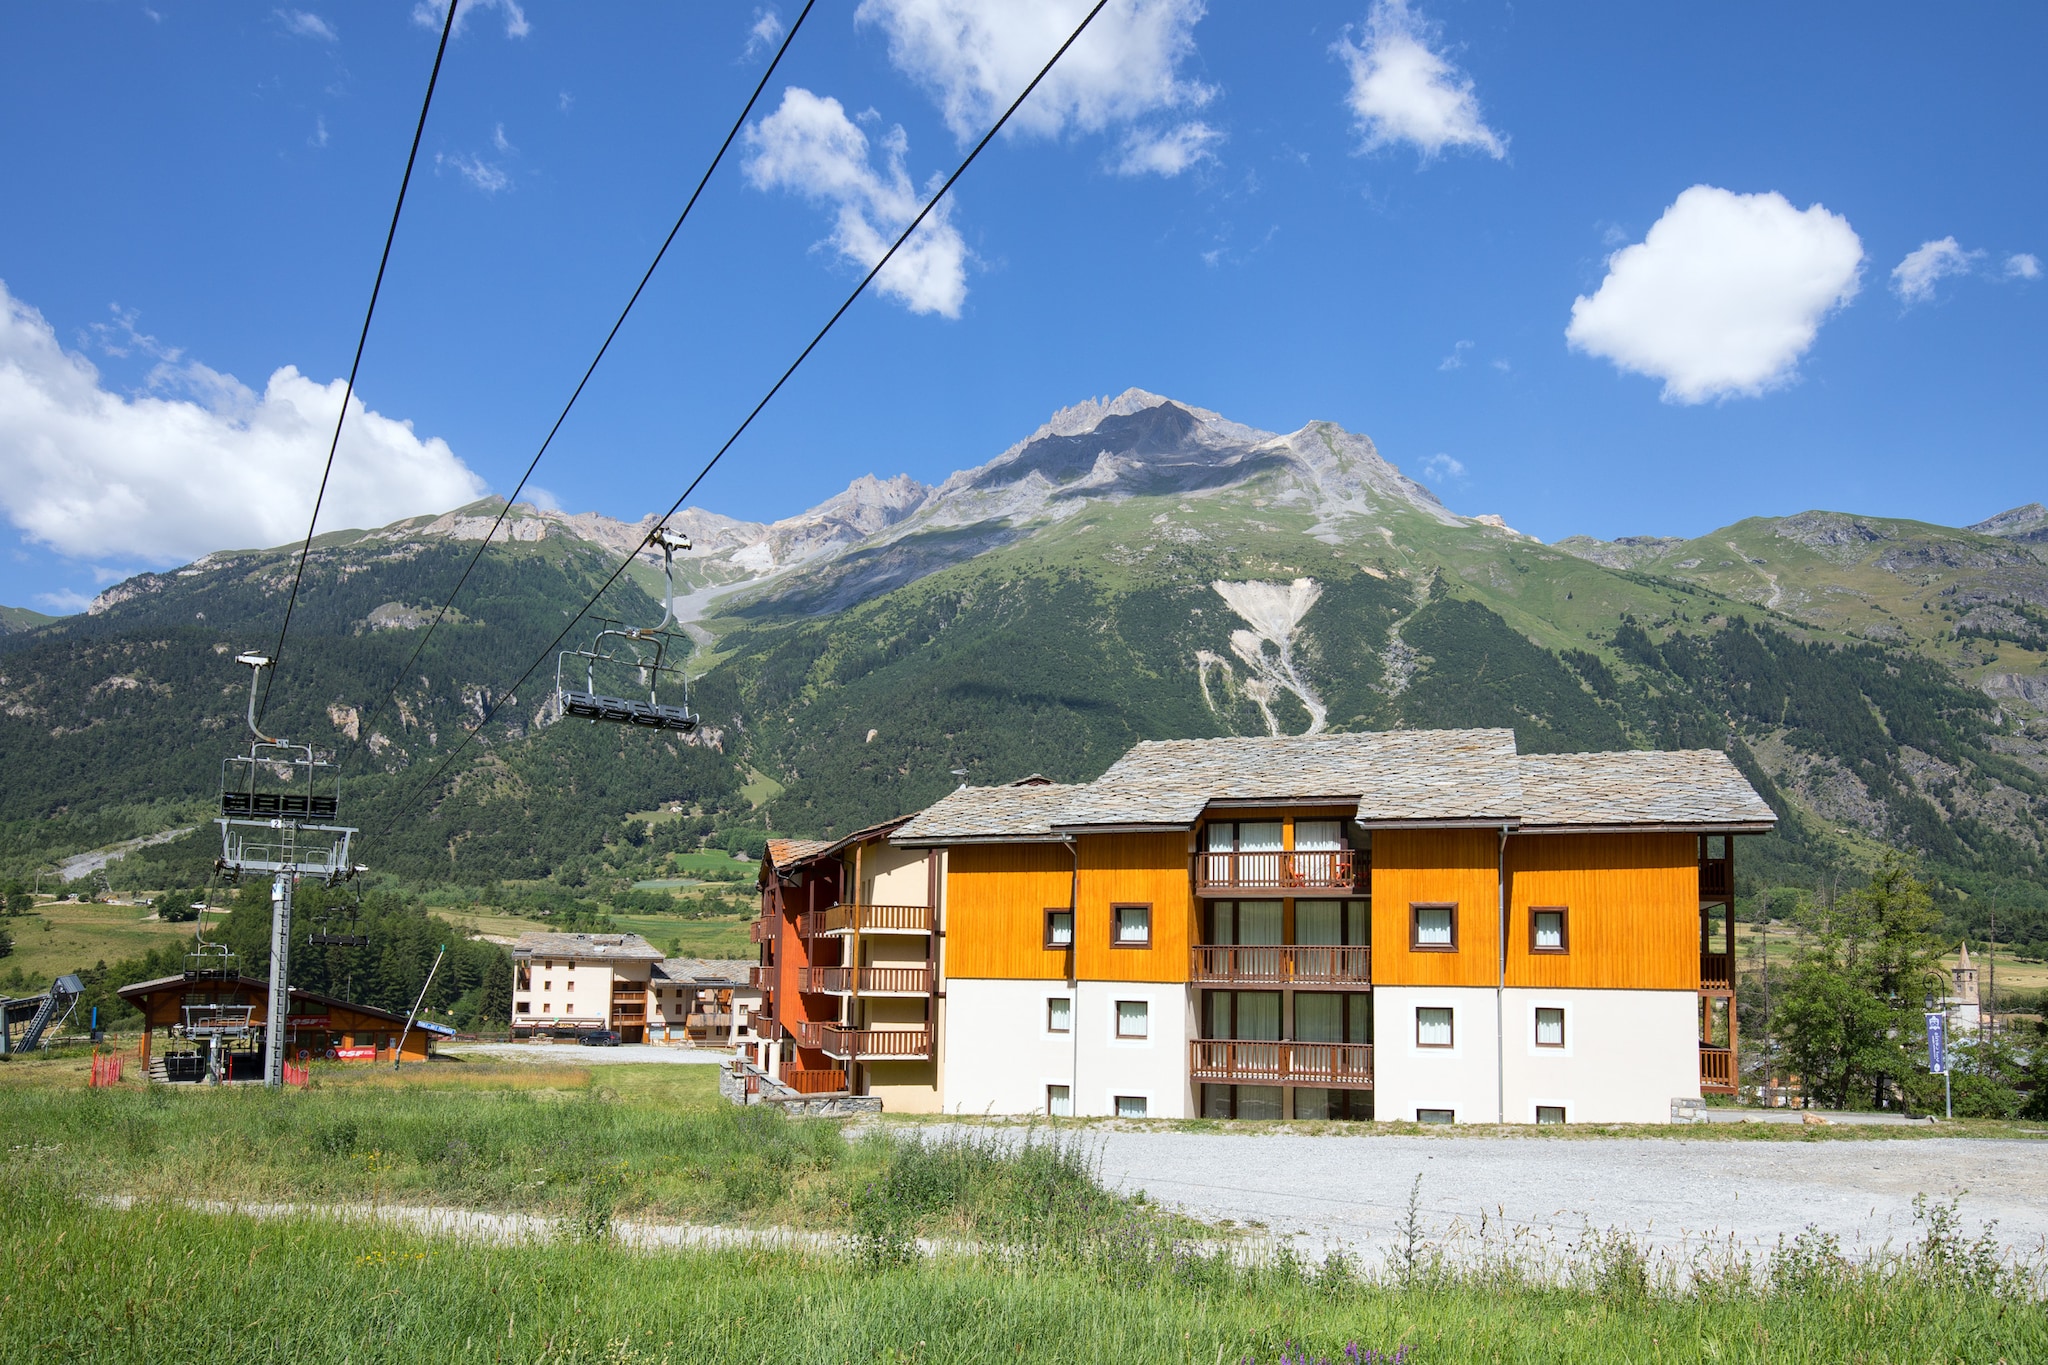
left=430, top=905, right=752, bottom=959
left=0, top=898, right=203, bottom=987
left=1, top=1056, right=2042, bottom=1362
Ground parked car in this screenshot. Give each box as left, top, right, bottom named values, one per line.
left=578, top=1030, right=622, bottom=1047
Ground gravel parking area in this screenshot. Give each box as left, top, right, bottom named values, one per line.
left=444, top=1042, right=733, bottom=1066
left=1082, top=1129, right=2048, bottom=1263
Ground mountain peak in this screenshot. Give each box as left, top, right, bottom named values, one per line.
left=1971, top=503, right=2048, bottom=541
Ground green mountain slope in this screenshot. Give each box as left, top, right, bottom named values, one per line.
left=3, top=394, right=2044, bottom=955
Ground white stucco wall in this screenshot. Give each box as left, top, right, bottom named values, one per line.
left=863, top=846, right=931, bottom=906
left=1371, top=986, right=1504, bottom=1125
left=1503, top=987, right=1698, bottom=1124
left=941, top=979, right=1194, bottom=1118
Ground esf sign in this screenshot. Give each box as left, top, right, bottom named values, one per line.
left=286, top=1015, right=331, bottom=1029
left=1925, top=1013, right=1947, bottom=1075
left=333, top=1046, right=378, bottom=1061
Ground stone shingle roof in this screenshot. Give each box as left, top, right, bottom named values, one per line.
left=1054, top=729, right=1524, bottom=830
left=511, top=932, right=664, bottom=961
left=1516, top=750, right=1776, bottom=830
left=890, top=730, right=1778, bottom=840
left=654, top=957, right=757, bottom=986
left=766, top=838, right=832, bottom=869
left=894, top=782, right=1082, bottom=844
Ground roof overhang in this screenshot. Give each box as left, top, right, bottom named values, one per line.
left=891, top=831, right=1069, bottom=847
left=1512, top=821, right=1777, bottom=836
left=1049, top=822, right=1197, bottom=837
left=1354, top=818, right=1522, bottom=831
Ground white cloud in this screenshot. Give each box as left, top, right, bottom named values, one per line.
left=2007, top=252, right=2042, bottom=280
left=745, top=7, right=785, bottom=59
left=411, top=0, right=527, bottom=39
left=0, top=279, right=485, bottom=566
left=744, top=87, right=969, bottom=318
left=1565, top=186, right=1863, bottom=404
left=437, top=151, right=511, bottom=194
left=275, top=9, right=337, bottom=41
left=1421, top=453, right=1465, bottom=483
left=34, top=589, right=93, bottom=614
left=1891, top=236, right=1982, bottom=305
left=855, top=0, right=1211, bottom=144
left=492, top=122, right=512, bottom=153
left=1438, top=338, right=1472, bottom=370
left=522, top=485, right=562, bottom=513
left=1334, top=0, right=1505, bottom=162
left=1114, top=120, right=1221, bottom=177
left=310, top=115, right=329, bottom=149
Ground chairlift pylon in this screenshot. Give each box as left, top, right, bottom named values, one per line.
left=554, top=527, right=700, bottom=733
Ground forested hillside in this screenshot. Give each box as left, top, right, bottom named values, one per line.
left=3, top=391, right=2045, bottom=958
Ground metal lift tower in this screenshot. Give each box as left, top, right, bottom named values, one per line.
left=217, top=654, right=360, bottom=1088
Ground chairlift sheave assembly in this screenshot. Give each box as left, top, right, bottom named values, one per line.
left=214, top=653, right=358, bottom=884
left=554, top=527, right=700, bottom=733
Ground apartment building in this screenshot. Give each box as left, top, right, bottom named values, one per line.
left=510, top=933, right=762, bottom=1044
left=747, top=729, right=1771, bottom=1123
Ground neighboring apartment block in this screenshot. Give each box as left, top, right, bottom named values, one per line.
left=747, top=729, right=1771, bottom=1123
left=511, top=932, right=760, bottom=1044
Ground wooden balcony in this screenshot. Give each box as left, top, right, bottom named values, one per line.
left=1189, top=1039, right=1374, bottom=1089
left=798, top=965, right=932, bottom=996
left=1700, top=1045, right=1736, bottom=1093
left=1191, top=945, right=1371, bottom=989
left=1196, top=850, right=1364, bottom=897
left=748, top=918, right=772, bottom=946
left=791, top=1020, right=932, bottom=1060
left=748, top=965, right=773, bottom=990
left=801, top=903, right=935, bottom=937
left=1699, top=952, right=1734, bottom=992
left=785, top=1066, right=848, bottom=1095
left=1699, top=859, right=1731, bottom=898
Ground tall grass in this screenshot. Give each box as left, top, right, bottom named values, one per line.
left=2, top=1178, right=2042, bottom=1364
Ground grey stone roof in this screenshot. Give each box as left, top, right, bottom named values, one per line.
left=655, top=957, right=758, bottom=986
left=765, top=837, right=832, bottom=869
left=1516, top=750, right=1777, bottom=829
left=891, top=730, right=1777, bottom=840
left=893, top=781, right=1083, bottom=844
left=512, top=932, right=663, bottom=962
left=1054, top=729, right=1524, bottom=829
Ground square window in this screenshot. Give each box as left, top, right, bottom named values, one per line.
left=1047, top=997, right=1072, bottom=1033
left=1116, top=999, right=1150, bottom=1039
left=1411, top=904, right=1457, bottom=951
left=1536, top=1105, right=1566, bottom=1125
left=516, top=1001, right=530, bottom=1014
left=1114, top=1095, right=1148, bottom=1118
left=1416, top=1006, right=1454, bottom=1048
left=1047, top=1084, right=1072, bottom=1117
left=1113, top=904, right=1152, bottom=947
left=1535, top=1007, right=1565, bottom=1048
left=1416, top=1108, right=1455, bottom=1124
left=1531, top=908, right=1568, bottom=953
left=1044, top=908, right=1074, bottom=948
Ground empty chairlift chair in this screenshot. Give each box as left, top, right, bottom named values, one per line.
left=554, top=528, right=700, bottom=734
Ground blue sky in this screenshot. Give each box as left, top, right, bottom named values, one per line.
left=1, top=1, right=2041, bottom=612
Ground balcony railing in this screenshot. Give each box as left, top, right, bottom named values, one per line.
left=1700, top=1045, right=1736, bottom=1093
left=792, top=1020, right=932, bottom=1059
left=1700, top=952, right=1734, bottom=992
left=1699, top=859, right=1731, bottom=898
left=1196, top=850, right=1364, bottom=897
left=749, top=918, right=772, bottom=946
left=1189, top=1039, right=1374, bottom=1088
left=785, top=1066, right=848, bottom=1095
left=1190, top=945, right=1371, bottom=989
left=798, top=965, right=932, bottom=995
left=802, top=903, right=935, bottom=937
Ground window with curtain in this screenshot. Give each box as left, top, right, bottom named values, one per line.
left=1293, top=993, right=1370, bottom=1044
left=1535, top=1007, right=1565, bottom=1047
left=1047, top=1085, right=1071, bottom=1117
left=1113, top=904, right=1151, bottom=946
left=1295, top=899, right=1369, bottom=946
left=1532, top=908, right=1567, bottom=952
left=1412, top=903, right=1457, bottom=950
left=1416, top=1006, right=1454, bottom=1047
left=1116, top=999, right=1150, bottom=1039
left=1207, top=990, right=1281, bottom=1040
left=1047, top=997, right=1071, bottom=1033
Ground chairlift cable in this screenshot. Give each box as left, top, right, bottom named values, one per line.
left=371, top=0, right=1114, bottom=835
left=257, top=0, right=462, bottom=728
left=340, top=0, right=819, bottom=775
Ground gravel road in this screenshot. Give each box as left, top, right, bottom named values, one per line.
left=445, top=1043, right=733, bottom=1066
left=1081, top=1129, right=2048, bottom=1264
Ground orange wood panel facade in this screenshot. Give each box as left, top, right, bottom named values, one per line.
left=942, top=843, right=1074, bottom=979
left=1369, top=828, right=1502, bottom=987
left=1505, top=832, right=1698, bottom=990
left=1075, top=832, right=1197, bottom=983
